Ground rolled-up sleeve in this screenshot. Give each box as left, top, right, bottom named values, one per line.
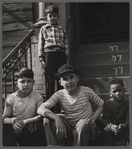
left=90, top=89, right=104, bottom=107
left=2, top=96, right=13, bottom=119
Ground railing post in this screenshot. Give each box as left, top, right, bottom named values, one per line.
left=29, top=42, right=32, bottom=70
left=39, top=2, right=45, bottom=19
left=18, top=50, right=21, bottom=69
left=32, top=2, right=48, bottom=28
left=4, top=78, right=7, bottom=100
left=24, top=52, right=27, bottom=67
left=11, top=69, right=15, bottom=92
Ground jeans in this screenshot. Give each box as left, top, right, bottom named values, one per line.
left=3, top=120, right=47, bottom=146
left=101, top=127, right=129, bottom=146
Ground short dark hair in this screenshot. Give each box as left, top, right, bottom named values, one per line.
left=45, top=5, right=59, bottom=15
left=109, top=77, right=124, bottom=88
left=14, top=68, right=34, bottom=81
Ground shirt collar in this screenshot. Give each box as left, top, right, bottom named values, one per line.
left=14, top=91, right=19, bottom=97
left=14, top=90, right=32, bottom=98
left=45, top=23, right=62, bottom=29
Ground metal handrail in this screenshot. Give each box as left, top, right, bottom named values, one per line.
left=2, top=29, right=34, bottom=67
left=2, top=29, right=35, bottom=79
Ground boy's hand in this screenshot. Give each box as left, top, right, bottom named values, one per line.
left=116, top=124, right=125, bottom=135
left=12, top=119, right=25, bottom=134
left=118, top=124, right=125, bottom=130
left=41, top=61, right=45, bottom=67
left=55, top=116, right=67, bottom=139
left=110, top=124, right=118, bottom=134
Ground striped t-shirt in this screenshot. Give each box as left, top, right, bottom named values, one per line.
left=40, top=86, right=104, bottom=126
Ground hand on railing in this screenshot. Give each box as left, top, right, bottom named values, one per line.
left=41, top=61, right=48, bottom=77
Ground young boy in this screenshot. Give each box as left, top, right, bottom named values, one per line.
left=37, top=64, right=104, bottom=146
left=2, top=68, right=46, bottom=146
left=38, top=4, right=67, bottom=100
left=102, top=78, right=129, bottom=146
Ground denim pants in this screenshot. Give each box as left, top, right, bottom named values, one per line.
left=44, top=114, right=96, bottom=146
left=101, top=128, right=129, bottom=146
left=3, top=120, right=47, bottom=146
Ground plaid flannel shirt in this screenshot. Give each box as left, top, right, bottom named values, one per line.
left=38, top=23, right=65, bottom=57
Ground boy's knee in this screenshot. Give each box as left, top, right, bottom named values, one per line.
left=82, top=123, right=97, bottom=141
left=80, top=124, right=91, bottom=138
left=75, top=122, right=91, bottom=134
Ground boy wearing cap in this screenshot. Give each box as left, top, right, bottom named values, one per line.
left=37, top=64, right=104, bottom=146
left=38, top=4, right=67, bottom=100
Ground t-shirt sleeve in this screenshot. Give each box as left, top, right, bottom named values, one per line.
left=36, top=94, right=45, bottom=110
left=89, top=88, right=104, bottom=107
left=2, top=96, right=13, bottom=119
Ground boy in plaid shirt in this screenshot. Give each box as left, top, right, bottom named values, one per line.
left=38, top=5, right=67, bottom=101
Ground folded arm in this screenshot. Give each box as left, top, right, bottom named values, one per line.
left=37, top=103, right=66, bottom=139
left=23, top=115, right=42, bottom=126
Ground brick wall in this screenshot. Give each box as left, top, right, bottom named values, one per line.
left=30, top=3, right=66, bottom=96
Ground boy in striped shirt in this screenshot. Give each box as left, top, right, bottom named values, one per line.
left=37, top=64, right=104, bottom=146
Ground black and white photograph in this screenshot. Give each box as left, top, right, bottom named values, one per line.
left=1, top=1, right=130, bottom=147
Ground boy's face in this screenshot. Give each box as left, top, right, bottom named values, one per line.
left=109, top=83, right=125, bottom=101
left=16, top=77, right=35, bottom=97
left=47, top=12, right=59, bottom=24
left=59, top=72, right=79, bottom=93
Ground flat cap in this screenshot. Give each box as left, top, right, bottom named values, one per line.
left=58, top=64, right=78, bottom=77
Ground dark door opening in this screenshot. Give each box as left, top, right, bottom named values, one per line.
left=73, top=3, right=129, bottom=46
